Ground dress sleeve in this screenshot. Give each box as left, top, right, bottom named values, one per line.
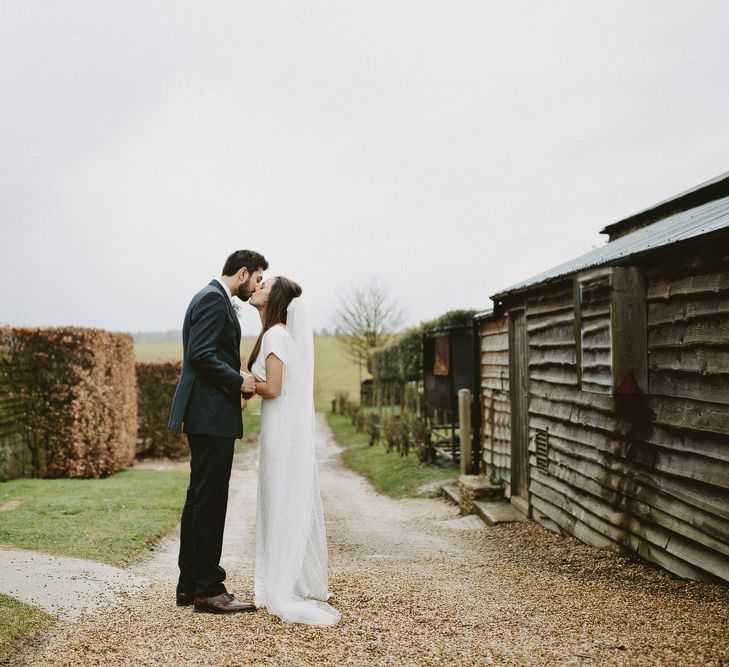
left=264, top=327, right=288, bottom=364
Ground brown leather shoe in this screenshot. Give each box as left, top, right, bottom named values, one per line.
left=178, top=592, right=235, bottom=607
left=176, top=592, right=195, bottom=606
left=193, top=593, right=256, bottom=614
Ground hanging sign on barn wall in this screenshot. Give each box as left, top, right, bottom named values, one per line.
left=434, top=336, right=449, bottom=376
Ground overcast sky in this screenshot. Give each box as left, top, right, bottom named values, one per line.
left=2, top=1, right=728, bottom=336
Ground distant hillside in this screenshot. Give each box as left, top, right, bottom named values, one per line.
left=132, top=330, right=182, bottom=344
left=133, top=328, right=332, bottom=343
left=134, top=335, right=363, bottom=411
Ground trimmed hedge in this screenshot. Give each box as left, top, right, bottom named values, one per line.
left=429, top=309, right=479, bottom=330
left=0, top=327, right=137, bottom=480
left=369, top=327, right=422, bottom=383
left=136, top=361, right=187, bottom=458
left=368, top=309, right=479, bottom=384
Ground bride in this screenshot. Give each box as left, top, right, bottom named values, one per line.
left=247, top=276, right=341, bottom=626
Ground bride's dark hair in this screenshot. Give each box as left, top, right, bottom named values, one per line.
left=247, top=276, right=302, bottom=371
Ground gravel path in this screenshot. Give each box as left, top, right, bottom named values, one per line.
left=0, top=548, right=148, bottom=620
left=16, top=415, right=729, bottom=666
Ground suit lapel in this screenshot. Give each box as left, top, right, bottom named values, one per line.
left=233, top=307, right=242, bottom=339
left=209, top=280, right=241, bottom=337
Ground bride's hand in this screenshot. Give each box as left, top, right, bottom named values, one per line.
left=240, top=371, right=256, bottom=396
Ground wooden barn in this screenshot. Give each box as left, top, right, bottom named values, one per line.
left=423, top=324, right=476, bottom=462
left=475, top=310, right=519, bottom=500
left=480, top=172, right=729, bottom=584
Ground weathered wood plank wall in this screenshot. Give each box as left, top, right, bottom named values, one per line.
left=525, top=249, right=729, bottom=584
left=479, top=315, right=511, bottom=485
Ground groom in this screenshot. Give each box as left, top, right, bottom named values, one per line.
left=168, top=249, right=268, bottom=614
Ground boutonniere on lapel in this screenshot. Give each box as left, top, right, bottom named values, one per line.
left=231, top=298, right=243, bottom=318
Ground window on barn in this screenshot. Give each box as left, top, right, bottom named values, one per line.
left=574, top=269, right=613, bottom=394
left=574, top=267, right=647, bottom=395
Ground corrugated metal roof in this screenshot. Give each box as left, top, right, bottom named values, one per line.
left=601, top=170, right=729, bottom=235
left=492, top=194, right=729, bottom=299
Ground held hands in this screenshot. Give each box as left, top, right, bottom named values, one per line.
left=240, top=371, right=256, bottom=399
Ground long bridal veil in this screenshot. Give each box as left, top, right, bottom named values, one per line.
left=254, top=297, right=341, bottom=626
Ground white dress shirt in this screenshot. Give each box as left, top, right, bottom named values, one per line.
left=214, top=277, right=233, bottom=301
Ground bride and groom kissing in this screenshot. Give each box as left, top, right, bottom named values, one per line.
left=168, top=249, right=340, bottom=627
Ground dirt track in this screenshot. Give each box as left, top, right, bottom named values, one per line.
left=17, top=415, right=729, bottom=666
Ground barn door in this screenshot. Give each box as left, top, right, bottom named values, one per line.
left=508, top=308, right=529, bottom=507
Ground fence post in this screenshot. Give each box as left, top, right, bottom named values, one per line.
left=458, top=388, right=472, bottom=475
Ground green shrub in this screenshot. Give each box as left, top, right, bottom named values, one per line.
left=352, top=407, right=365, bottom=433
left=334, top=390, right=349, bottom=414
left=365, top=412, right=380, bottom=447
left=411, top=414, right=433, bottom=463
left=376, top=411, right=433, bottom=462
left=367, top=309, right=477, bottom=397
left=429, top=309, right=478, bottom=329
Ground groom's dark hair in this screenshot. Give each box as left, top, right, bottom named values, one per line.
left=222, top=250, right=269, bottom=276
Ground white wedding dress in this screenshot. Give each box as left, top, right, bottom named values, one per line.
left=251, top=300, right=340, bottom=626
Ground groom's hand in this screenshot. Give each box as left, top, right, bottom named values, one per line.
left=240, top=372, right=256, bottom=396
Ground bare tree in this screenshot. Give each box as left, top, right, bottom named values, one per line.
left=334, top=283, right=404, bottom=380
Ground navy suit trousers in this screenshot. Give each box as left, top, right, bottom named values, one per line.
left=177, top=433, right=235, bottom=597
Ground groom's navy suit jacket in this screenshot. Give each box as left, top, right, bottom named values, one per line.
left=168, top=280, right=244, bottom=439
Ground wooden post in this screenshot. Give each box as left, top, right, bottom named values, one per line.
left=458, top=388, right=472, bottom=475
left=611, top=266, right=648, bottom=393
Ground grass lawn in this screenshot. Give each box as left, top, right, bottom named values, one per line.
left=238, top=410, right=260, bottom=452
left=134, top=337, right=262, bottom=363
left=0, top=594, right=52, bottom=663
left=312, top=337, right=364, bottom=411
left=0, top=469, right=188, bottom=567
left=132, top=340, right=186, bottom=361
left=135, top=335, right=364, bottom=413
left=326, top=412, right=458, bottom=498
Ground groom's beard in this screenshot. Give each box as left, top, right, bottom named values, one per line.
left=237, top=278, right=255, bottom=301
